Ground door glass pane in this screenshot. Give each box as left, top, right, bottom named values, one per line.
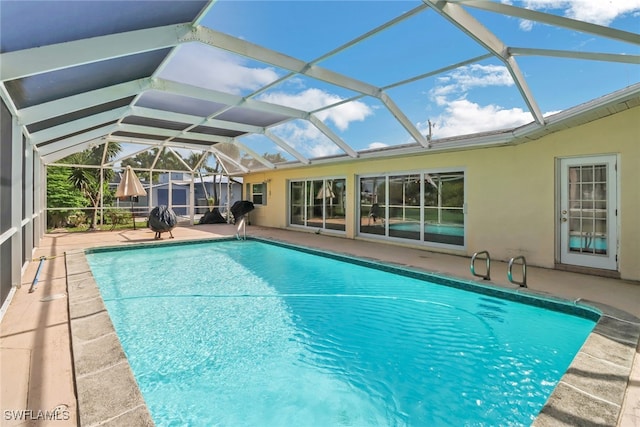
left=424, top=172, right=464, bottom=246
left=389, top=174, right=420, bottom=240
left=290, top=181, right=304, bottom=226
left=567, top=164, right=607, bottom=255
left=359, top=176, right=386, bottom=236
left=307, top=180, right=324, bottom=228
left=325, top=179, right=346, bottom=231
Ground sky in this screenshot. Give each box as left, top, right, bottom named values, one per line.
left=159, top=0, right=640, bottom=160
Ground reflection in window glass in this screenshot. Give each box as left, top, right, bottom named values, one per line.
left=252, top=183, right=265, bottom=205
left=359, top=176, right=386, bottom=236
left=290, top=181, right=304, bottom=226
left=568, top=164, right=608, bottom=254
left=358, top=171, right=464, bottom=246
left=424, top=172, right=464, bottom=246
left=388, top=175, right=420, bottom=240
left=325, top=179, right=346, bottom=231
left=289, top=178, right=345, bottom=232
left=307, top=180, right=324, bottom=228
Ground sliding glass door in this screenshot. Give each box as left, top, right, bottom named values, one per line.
left=289, top=178, right=346, bottom=232
left=359, top=170, right=465, bottom=247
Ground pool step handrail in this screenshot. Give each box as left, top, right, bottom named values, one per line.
left=236, top=216, right=247, bottom=240
left=508, top=255, right=527, bottom=288
left=470, top=250, right=491, bottom=280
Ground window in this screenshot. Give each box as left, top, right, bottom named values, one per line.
left=251, top=183, right=266, bottom=205
left=358, top=171, right=465, bottom=247
left=289, top=178, right=346, bottom=232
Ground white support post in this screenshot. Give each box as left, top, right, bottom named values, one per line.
left=189, top=171, right=195, bottom=225
left=37, top=153, right=46, bottom=244
left=23, top=137, right=34, bottom=260
left=33, top=150, right=43, bottom=243
left=168, top=176, right=173, bottom=212
left=148, top=170, right=154, bottom=209
left=11, top=117, right=23, bottom=288
left=227, top=179, right=231, bottom=222
left=99, top=167, right=104, bottom=228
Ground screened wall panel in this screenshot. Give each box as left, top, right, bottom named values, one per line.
left=22, top=135, right=26, bottom=221
left=1, top=240, right=11, bottom=306
left=0, top=98, right=11, bottom=235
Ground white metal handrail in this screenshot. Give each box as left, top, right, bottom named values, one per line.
left=470, top=250, right=491, bottom=280
left=236, top=216, right=247, bottom=240
left=508, top=256, right=527, bottom=288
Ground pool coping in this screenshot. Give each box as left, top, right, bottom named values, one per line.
left=67, top=237, right=640, bottom=426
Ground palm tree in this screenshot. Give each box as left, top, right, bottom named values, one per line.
left=186, top=152, right=213, bottom=207
left=67, top=141, right=121, bottom=229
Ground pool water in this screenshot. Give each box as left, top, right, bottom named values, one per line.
left=87, top=239, right=596, bottom=426
left=388, top=222, right=464, bottom=236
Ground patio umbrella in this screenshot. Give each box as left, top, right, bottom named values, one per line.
left=316, top=181, right=336, bottom=217
left=115, top=166, right=147, bottom=229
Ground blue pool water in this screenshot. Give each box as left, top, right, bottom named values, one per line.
left=389, top=222, right=464, bottom=236
left=87, top=239, right=596, bottom=426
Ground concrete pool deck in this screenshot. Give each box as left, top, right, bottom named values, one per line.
left=1, top=223, right=639, bottom=426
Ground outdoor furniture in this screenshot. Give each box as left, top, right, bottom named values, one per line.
left=230, top=200, right=255, bottom=224
left=148, top=205, right=177, bottom=239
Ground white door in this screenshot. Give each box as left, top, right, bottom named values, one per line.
left=559, top=156, right=618, bottom=270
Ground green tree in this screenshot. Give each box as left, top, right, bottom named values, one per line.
left=46, top=166, right=87, bottom=228
left=121, top=149, right=158, bottom=183
left=186, top=152, right=214, bottom=205
left=66, top=142, right=121, bottom=229
left=154, top=147, right=186, bottom=172
left=208, top=144, right=241, bottom=205
left=122, top=148, right=186, bottom=183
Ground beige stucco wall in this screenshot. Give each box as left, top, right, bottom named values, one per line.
left=243, top=107, right=640, bottom=281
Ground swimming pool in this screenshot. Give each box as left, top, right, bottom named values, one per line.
left=86, top=239, right=597, bottom=426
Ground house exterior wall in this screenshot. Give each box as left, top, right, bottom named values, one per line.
left=243, top=107, right=640, bottom=281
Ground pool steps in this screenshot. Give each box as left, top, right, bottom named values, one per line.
left=507, top=255, right=527, bottom=287
left=471, top=250, right=528, bottom=288
left=470, top=250, right=491, bottom=280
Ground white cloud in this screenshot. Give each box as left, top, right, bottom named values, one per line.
left=160, top=44, right=279, bottom=94
left=162, top=44, right=374, bottom=158
left=258, top=89, right=373, bottom=157
left=256, top=88, right=375, bottom=157
left=430, top=64, right=514, bottom=105
left=424, top=64, right=533, bottom=138
left=421, top=99, right=532, bottom=138
left=519, top=19, right=534, bottom=31
left=367, top=142, right=388, bottom=150
left=258, top=88, right=372, bottom=131
left=516, top=0, right=640, bottom=26
left=272, top=121, right=342, bottom=158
